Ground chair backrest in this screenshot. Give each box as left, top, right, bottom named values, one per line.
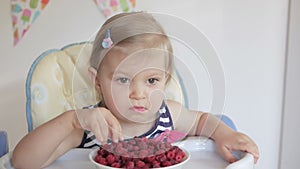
left=26, top=42, right=187, bottom=132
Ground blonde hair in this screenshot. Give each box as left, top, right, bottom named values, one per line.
left=89, top=12, right=174, bottom=80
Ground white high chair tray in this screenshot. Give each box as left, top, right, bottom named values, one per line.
left=0, top=137, right=254, bottom=169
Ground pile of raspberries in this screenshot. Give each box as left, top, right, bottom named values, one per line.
left=93, top=137, right=186, bottom=168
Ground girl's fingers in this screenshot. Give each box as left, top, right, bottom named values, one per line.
left=237, top=143, right=259, bottom=164
left=219, top=145, right=237, bottom=163
left=109, top=125, right=120, bottom=143
left=106, top=115, right=123, bottom=142
left=90, top=121, right=105, bottom=144
left=97, top=117, right=109, bottom=144
left=247, top=142, right=259, bottom=163
left=81, top=108, right=123, bottom=144
left=216, top=132, right=260, bottom=164
left=230, top=136, right=260, bottom=164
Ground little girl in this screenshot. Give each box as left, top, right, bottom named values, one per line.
left=12, top=12, right=259, bottom=169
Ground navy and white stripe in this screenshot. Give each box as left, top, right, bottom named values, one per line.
left=78, top=101, right=174, bottom=148
left=139, top=102, right=174, bottom=139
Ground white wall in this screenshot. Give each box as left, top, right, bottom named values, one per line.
left=279, top=0, right=300, bottom=168
left=0, top=0, right=289, bottom=169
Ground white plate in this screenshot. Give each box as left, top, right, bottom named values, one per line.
left=0, top=137, right=254, bottom=169
left=89, top=145, right=190, bottom=169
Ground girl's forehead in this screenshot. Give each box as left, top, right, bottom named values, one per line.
left=103, top=46, right=170, bottom=72
left=104, top=45, right=169, bottom=66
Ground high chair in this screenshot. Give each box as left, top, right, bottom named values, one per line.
left=20, top=42, right=253, bottom=169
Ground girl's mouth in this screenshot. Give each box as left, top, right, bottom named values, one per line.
left=130, top=106, right=147, bottom=113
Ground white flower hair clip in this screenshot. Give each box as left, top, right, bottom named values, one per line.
left=102, top=29, right=113, bottom=49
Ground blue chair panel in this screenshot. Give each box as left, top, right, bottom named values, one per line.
left=216, top=115, right=237, bottom=131
left=0, top=131, right=8, bottom=157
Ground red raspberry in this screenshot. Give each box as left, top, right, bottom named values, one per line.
left=97, top=157, right=107, bottom=165
left=111, top=162, right=121, bottom=168
left=133, top=146, right=139, bottom=151
left=135, top=160, right=145, bottom=168
left=162, top=160, right=172, bottom=167
left=140, top=137, right=147, bottom=142
left=170, top=159, right=178, bottom=165
left=175, top=154, right=183, bottom=162
left=166, top=150, right=175, bottom=159
left=106, top=154, right=115, bottom=164
left=132, top=154, right=139, bottom=158
left=97, top=149, right=103, bottom=155
left=152, top=160, right=161, bottom=168
left=138, top=141, right=148, bottom=149
left=171, top=146, right=178, bottom=150
left=148, top=145, right=154, bottom=151
left=138, top=149, right=149, bottom=158
left=145, top=155, right=155, bottom=163
left=126, top=161, right=135, bottom=169
left=126, top=144, right=134, bottom=151
left=158, top=144, right=165, bottom=150
left=121, top=155, right=130, bottom=161
left=129, top=152, right=136, bottom=158
left=178, top=150, right=186, bottom=158
left=97, top=148, right=108, bottom=156
left=94, top=155, right=101, bottom=163
left=115, top=146, right=126, bottom=155
left=156, top=154, right=167, bottom=162
left=155, top=150, right=165, bottom=155
left=145, top=163, right=151, bottom=168
left=114, top=154, right=120, bottom=161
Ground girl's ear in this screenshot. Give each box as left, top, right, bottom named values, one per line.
left=88, top=67, right=101, bottom=94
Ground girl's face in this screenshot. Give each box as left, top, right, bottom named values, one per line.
left=98, top=46, right=169, bottom=124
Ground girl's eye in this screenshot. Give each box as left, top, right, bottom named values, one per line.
left=117, top=77, right=130, bottom=84
left=147, top=78, right=159, bottom=85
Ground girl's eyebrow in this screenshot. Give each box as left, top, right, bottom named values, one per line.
left=146, top=72, right=164, bottom=77
left=143, top=71, right=165, bottom=79
left=110, top=71, right=130, bottom=79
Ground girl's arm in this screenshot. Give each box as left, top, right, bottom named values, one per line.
left=166, top=100, right=259, bottom=163
left=12, top=107, right=122, bottom=169
left=12, top=110, right=83, bottom=169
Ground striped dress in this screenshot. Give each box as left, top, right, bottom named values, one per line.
left=77, top=101, right=174, bottom=148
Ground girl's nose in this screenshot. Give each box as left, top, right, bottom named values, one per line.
left=129, top=82, right=146, bottom=100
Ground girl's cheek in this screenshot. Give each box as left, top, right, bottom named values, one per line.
left=149, top=89, right=165, bottom=107
left=150, top=86, right=165, bottom=97
left=113, top=87, right=129, bottom=98
left=111, top=89, right=130, bottom=106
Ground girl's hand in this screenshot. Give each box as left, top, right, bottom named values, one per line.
left=74, top=107, right=123, bottom=144
left=215, top=131, right=259, bottom=164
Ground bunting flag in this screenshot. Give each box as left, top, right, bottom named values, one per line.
left=11, top=0, right=50, bottom=46
left=10, top=0, right=135, bottom=46
left=93, top=0, right=136, bottom=18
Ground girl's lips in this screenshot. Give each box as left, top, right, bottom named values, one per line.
left=130, top=106, right=147, bottom=113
